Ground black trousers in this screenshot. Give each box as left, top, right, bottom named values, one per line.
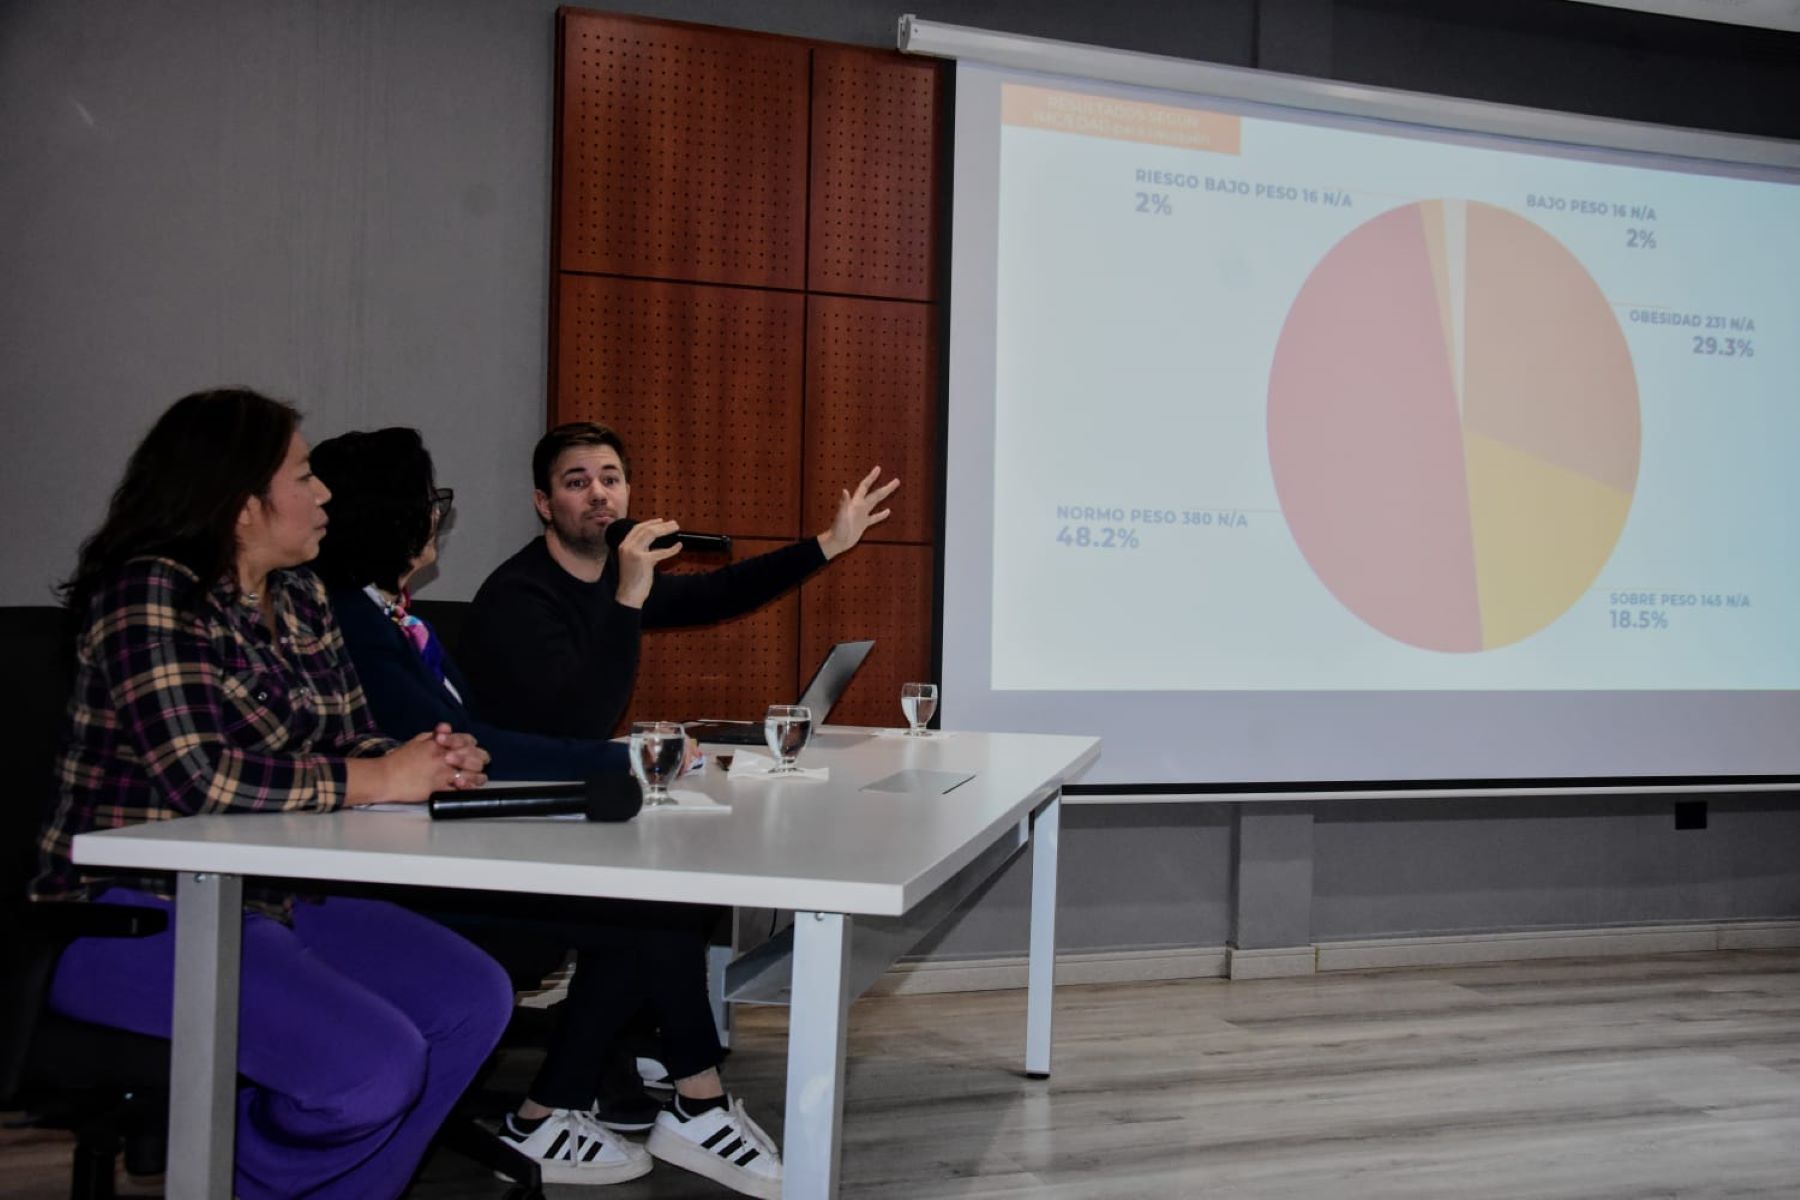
left=418, top=891, right=727, bottom=1110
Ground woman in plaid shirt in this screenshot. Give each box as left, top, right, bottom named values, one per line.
left=33, top=388, right=514, bottom=1200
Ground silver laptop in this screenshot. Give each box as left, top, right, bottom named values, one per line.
left=684, top=640, right=875, bottom=745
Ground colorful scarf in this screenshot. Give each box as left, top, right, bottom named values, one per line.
left=368, top=585, right=448, bottom=686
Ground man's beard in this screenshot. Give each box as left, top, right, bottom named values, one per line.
left=552, top=510, right=609, bottom=557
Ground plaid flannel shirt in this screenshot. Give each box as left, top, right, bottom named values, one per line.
left=33, top=556, right=396, bottom=915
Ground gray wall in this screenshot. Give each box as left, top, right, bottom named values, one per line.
left=4, top=0, right=1797, bottom=957
left=918, top=795, right=1800, bottom=960
left=2, top=0, right=567, bottom=604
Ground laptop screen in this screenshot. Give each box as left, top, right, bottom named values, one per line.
left=796, top=640, right=875, bottom=721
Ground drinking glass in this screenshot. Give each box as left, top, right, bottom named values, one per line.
left=763, top=705, right=814, bottom=775
left=900, top=682, right=938, bottom=737
left=629, top=721, right=686, bottom=805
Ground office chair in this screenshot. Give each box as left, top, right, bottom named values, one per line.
left=0, top=605, right=545, bottom=1200
left=0, top=604, right=173, bottom=1200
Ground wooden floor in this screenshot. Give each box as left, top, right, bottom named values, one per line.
left=5, top=949, right=1800, bottom=1198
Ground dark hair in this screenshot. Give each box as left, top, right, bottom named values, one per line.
left=531, top=421, right=629, bottom=495
left=61, top=388, right=299, bottom=613
left=309, top=428, right=437, bottom=592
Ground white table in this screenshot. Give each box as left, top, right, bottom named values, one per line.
left=72, top=728, right=1099, bottom=1199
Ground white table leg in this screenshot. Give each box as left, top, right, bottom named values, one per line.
left=1026, top=791, right=1061, bottom=1078
left=168, top=871, right=241, bottom=1199
left=782, top=911, right=851, bottom=1199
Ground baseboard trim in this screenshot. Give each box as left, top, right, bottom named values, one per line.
left=1317, top=919, right=1800, bottom=971
left=868, top=920, right=1800, bottom=995
left=1226, top=945, right=1316, bottom=980
left=866, top=946, right=1229, bottom=995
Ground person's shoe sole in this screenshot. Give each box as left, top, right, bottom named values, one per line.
left=494, top=1153, right=652, bottom=1186
left=494, top=1125, right=654, bottom=1187
left=648, top=1124, right=779, bottom=1199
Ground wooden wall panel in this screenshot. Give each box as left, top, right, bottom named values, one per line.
left=627, top=539, right=800, bottom=730
left=559, top=12, right=809, bottom=288
left=808, top=48, right=940, bottom=301
left=800, top=543, right=934, bottom=729
left=803, top=295, right=937, bottom=545
left=555, top=275, right=803, bottom=539
left=554, top=13, right=944, bottom=734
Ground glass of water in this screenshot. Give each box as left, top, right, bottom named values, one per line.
left=629, top=721, right=686, bottom=805
left=763, top=705, right=814, bottom=775
left=901, top=682, right=938, bottom=737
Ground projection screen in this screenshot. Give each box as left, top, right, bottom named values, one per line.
left=918, top=23, right=1800, bottom=787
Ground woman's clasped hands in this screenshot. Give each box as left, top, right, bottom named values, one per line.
left=351, top=723, right=490, bottom=805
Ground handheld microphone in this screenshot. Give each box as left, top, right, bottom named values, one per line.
left=426, top=773, right=644, bottom=822
left=603, top=517, right=732, bottom=555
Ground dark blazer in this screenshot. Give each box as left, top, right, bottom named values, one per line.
left=328, top=585, right=627, bottom=781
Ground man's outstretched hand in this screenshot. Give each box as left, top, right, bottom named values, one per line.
left=817, top=466, right=900, bottom=560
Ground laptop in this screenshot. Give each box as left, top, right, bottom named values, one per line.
left=684, top=640, right=875, bottom=745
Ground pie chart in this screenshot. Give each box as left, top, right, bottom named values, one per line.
left=1268, top=199, right=1640, bottom=652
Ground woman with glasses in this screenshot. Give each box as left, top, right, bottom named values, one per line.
left=33, top=389, right=511, bottom=1200
left=307, top=428, right=631, bottom=781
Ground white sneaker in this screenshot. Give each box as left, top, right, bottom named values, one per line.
left=498, top=1109, right=653, bottom=1186
left=648, top=1096, right=781, bottom=1199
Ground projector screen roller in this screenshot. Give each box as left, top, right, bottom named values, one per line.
left=941, top=59, right=1800, bottom=786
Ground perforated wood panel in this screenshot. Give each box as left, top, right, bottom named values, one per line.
left=808, top=48, right=941, bottom=301
left=800, top=543, right=933, bottom=729
left=555, top=275, right=804, bottom=538
left=558, top=12, right=809, bottom=288
left=553, top=14, right=946, bottom=733
left=625, top=539, right=800, bottom=731
left=803, top=296, right=937, bottom=545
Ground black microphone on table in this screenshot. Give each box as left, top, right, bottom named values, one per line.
left=603, top=517, right=732, bottom=555
left=426, top=773, right=644, bottom=822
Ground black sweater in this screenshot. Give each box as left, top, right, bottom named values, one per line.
left=461, top=536, right=827, bottom=739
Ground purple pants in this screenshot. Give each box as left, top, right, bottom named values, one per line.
left=48, top=889, right=515, bottom=1200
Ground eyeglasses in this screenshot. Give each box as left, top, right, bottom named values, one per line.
left=429, top=488, right=455, bottom=520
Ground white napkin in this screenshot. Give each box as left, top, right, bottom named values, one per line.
left=869, top=728, right=956, bottom=740
left=727, top=751, right=829, bottom=781
left=643, top=788, right=731, bottom=813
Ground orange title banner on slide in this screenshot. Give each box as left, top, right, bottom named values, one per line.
left=1002, top=84, right=1242, bottom=154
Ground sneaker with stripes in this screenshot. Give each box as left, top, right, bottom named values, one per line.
left=497, top=1108, right=652, bottom=1186
left=647, top=1095, right=781, bottom=1199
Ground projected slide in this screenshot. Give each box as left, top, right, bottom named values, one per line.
left=1269, top=200, right=1639, bottom=652
left=985, top=83, right=1800, bottom=692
